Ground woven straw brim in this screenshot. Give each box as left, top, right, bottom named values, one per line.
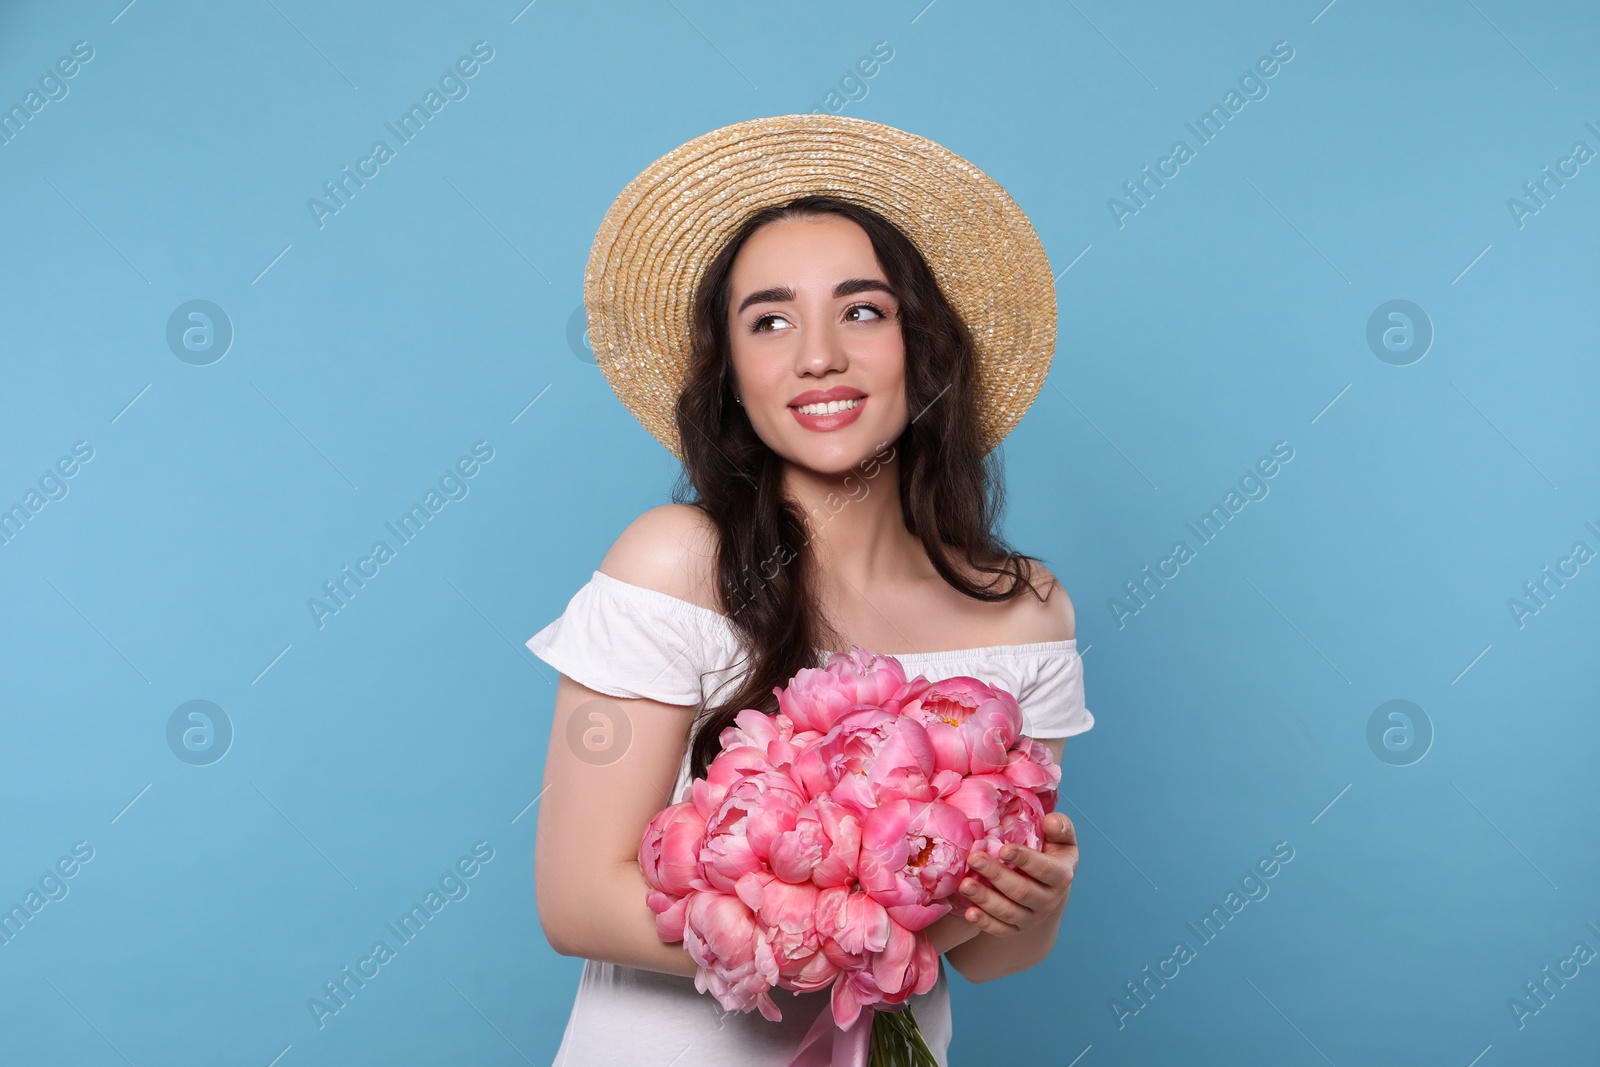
left=583, top=113, right=1057, bottom=462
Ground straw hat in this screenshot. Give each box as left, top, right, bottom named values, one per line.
left=582, top=113, right=1057, bottom=461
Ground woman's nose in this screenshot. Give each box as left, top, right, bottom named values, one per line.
left=795, top=317, right=848, bottom=375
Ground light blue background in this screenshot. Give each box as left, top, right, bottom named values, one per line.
left=3, top=1, right=1597, bottom=1063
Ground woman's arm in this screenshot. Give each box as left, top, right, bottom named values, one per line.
left=534, top=671, right=704, bottom=978
left=536, top=505, right=733, bottom=977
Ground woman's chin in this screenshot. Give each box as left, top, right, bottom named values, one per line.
left=754, top=414, right=905, bottom=477
left=775, top=436, right=881, bottom=478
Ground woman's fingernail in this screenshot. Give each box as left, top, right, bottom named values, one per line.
left=962, top=882, right=976, bottom=895
left=970, top=855, right=986, bottom=869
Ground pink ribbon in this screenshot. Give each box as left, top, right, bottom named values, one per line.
left=787, top=999, right=872, bottom=1067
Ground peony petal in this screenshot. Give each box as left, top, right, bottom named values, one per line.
left=871, top=922, right=918, bottom=996
left=734, top=870, right=767, bottom=913
left=885, top=901, right=952, bottom=930
left=923, top=722, right=971, bottom=776
left=831, top=970, right=865, bottom=1030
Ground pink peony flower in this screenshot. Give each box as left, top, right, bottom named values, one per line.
left=814, top=884, right=894, bottom=961
left=814, top=886, right=942, bottom=1028
left=857, top=797, right=977, bottom=930
left=700, top=769, right=808, bottom=893
left=638, top=801, right=710, bottom=941
left=901, top=675, right=1024, bottom=776
left=795, top=707, right=962, bottom=818
left=716, top=706, right=817, bottom=777
left=767, top=792, right=863, bottom=888
left=733, top=870, right=841, bottom=991
left=638, top=801, right=708, bottom=898
left=941, top=772, right=1049, bottom=899
left=775, top=645, right=911, bottom=735
left=791, top=705, right=896, bottom=802
left=1003, top=736, right=1063, bottom=811
left=681, top=890, right=783, bottom=1022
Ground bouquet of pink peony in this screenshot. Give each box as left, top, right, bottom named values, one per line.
left=637, top=645, right=1062, bottom=1067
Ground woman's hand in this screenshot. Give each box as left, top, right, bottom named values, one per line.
left=955, top=812, right=1078, bottom=937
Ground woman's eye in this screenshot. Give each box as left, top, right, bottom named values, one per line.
left=845, top=303, right=887, bottom=322
left=751, top=314, right=791, bottom=333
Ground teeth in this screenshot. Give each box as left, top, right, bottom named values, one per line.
left=795, top=398, right=862, bottom=416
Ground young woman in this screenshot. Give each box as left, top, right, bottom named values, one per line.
left=527, top=115, right=1093, bottom=1066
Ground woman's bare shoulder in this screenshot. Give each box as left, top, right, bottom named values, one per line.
left=1006, top=557, right=1076, bottom=643
left=597, top=503, right=724, bottom=613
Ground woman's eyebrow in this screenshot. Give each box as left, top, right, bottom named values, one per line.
left=834, top=278, right=895, bottom=300
left=735, top=278, right=896, bottom=315
left=736, top=286, right=792, bottom=314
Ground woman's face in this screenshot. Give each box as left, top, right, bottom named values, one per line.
left=725, top=214, right=909, bottom=475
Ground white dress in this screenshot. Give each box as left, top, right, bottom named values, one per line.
left=526, top=569, right=1095, bottom=1066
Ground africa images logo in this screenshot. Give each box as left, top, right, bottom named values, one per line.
left=306, top=41, right=495, bottom=230
left=307, top=441, right=494, bottom=629
left=307, top=841, right=495, bottom=1029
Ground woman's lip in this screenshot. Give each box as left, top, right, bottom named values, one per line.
left=789, top=386, right=866, bottom=406
left=789, top=396, right=867, bottom=432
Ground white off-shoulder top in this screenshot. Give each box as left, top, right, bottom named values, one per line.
left=524, top=568, right=1094, bottom=1067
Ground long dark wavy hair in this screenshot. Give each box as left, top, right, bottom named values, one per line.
left=670, top=194, right=1049, bottom=783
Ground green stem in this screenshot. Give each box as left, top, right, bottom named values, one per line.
left=868, top=1005, right=939, bottom=1067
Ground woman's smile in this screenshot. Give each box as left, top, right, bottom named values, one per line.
left=788, top=386, right=868, bottom=431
